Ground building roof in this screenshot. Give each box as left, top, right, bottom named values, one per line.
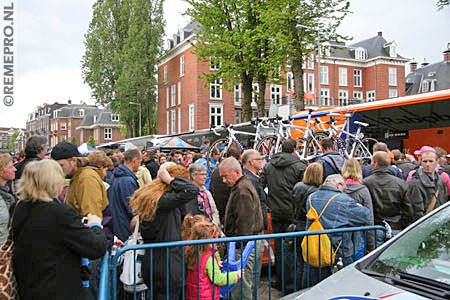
left=77, top=107, right=121, bottom=129
left=55, top=104, right=97, bottom=118
left=405, top=59, right=450, bottom=95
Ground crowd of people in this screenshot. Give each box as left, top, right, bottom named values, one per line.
left=0, top=135, right=449, bottom=299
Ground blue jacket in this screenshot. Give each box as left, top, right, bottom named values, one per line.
left=362, top=164, right=405, bottom=180
left=195, top=157, right=217, bottom=190
left=306, top=185, right=371, bottom=266
left=317, top=152, right=346, bottom=182
left=107, top=164, right=139, bottom=242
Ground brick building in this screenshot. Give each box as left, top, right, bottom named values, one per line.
left=157, top=26, right=408, bottom=134
left=26, top=102, right=66, bottom=141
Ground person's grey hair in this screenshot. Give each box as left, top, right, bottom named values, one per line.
left=373, top=142, right=388, bottom=153
left=241, top=149, right=259, bottom=165
left=25, top=136, right=47, bottom=157
left=219, top=157, right=241, bottom=171
left=323, top=174, right=345, bottom=187
left=188, top=163, right=206, bottom=176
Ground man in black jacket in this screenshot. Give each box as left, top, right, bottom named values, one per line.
left=260, top=139, right=306, bottom=292
left=14, top=135, right=47, bottom=181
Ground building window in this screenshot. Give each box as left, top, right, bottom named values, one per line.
left=163, top=65, right=168, bottom=83
left=389, top=67, right=397, bottom=86
left=389, top=89, right=398, bottom=98
left=210, top=105, right=223, bottom=127
left=177, top=108, right=181, bottom=133
left=166, top=87, right=169, bottom=108
left=252, top=83, right=259, bottom=105
left=307, top=73, right=314, bottom=93
left=367, top=90, right=376, bottom=102
left=320, top=88, right=330, bottom=106
left=234, top=84, right=241, bottom=105
left=355, top=47, right=367, bottom=60
left=287, top=72, right=294, bottom=91
left=166, top=111, right=170, bottom=134
left=171, top=110, right=176, bottom=134
left=178, top=81, right=181, bottom=105
left=320, top=66, right=328, bottom=84
left=210, top=78, right=222, bottom=99
left=180, top=56, right=185, bottom=77
left=111, top=114, right=120, bottom=122
left=270, top=84, right=282, bottom=105
left=338, top=67, right=347, bottom=86
left=234, top=110, right=241, bottom=124
left=353, top=69, right=362, bottom=87
left=61, top=122, right=66, bottom=130
left=188, top=104, right=195, bottom=131
left=307, top=54, right=314, bottom=69
left=210, top=57, right=220, bottom=70
left=171, top=84, right=176, bottom=106
left=338, top=90, right=348, bottom=106
left=353, top=91, right=363, bottom=101
left=79, top=109, right=85, bottom=117
left=104, top=128, right=112, bottom=140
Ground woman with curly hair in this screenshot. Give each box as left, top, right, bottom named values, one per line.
left=130, top=162, right=199, bottom=299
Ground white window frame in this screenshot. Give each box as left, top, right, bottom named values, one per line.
left=367, top=90, right=376, bottom=102
left=104, top=128, right=112, bottom=140
left=389, top=89, right=398, bottom=98
left=320, top=88, right=330, bottom=106
left=307, top=73, right=315, bottom=93
left=177, top=81, right=181, bottom=105
left=338, top=68, right=347, bottom=86
left=338, top=90, right=349, bottom=106
left=209, top=104, right=223, bottom=127
left=353, top=69, right=362, bottom=87
left=166, top=87, right=169, bottom=108
left=307, top=54, right=314, bottom=69
left=355, top=47, right=367, bottom=60
left=177, top=108, right=181, bottom=133
left=234, top=84, right=241, bottom=105
left=111, top=114, right=120, bottom=122
left=320, top=66, right=329, bottom=84
left=210, top=78, right=222, bottom=100
left=234, top=110, right=241, bottom=124
left=353, top=91, right=363, bottom=101
left=180, top=56, right=185, bottom=77
left=166, top=111, right=170, bottom=134
left=61, top=135, right=67, bottom=142
left=188, top=104, right=195, bottom=131
left=163, top=65, right=168, bottom=83
left=270, top=84, right=282, bottom=105
left=171, top=110, right=176, bottom=134
left=61, top=122, right=66, bottom=130
left=171, top=84, right=176, bottom=106
left=79, top=109, right=85, bottom=117
left=389, top=67, right=397, bottom=86
left=210, top=57, right=220, bottom=70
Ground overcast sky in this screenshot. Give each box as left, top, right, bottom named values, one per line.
left=0, top=0, right=449, bottom=128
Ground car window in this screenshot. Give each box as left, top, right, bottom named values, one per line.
left=365, top=206, right=450, bottom=286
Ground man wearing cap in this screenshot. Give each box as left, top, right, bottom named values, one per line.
left=51, top=141, right=110, bottom=298
left=407, top=146, right=448, bottom=221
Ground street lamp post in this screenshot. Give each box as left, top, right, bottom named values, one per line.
left=129, top=102, right=142, bottom=137
left=296, top=24, right=322, bottom=107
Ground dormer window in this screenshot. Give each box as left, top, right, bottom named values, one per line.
left=79, top=109, right=85, bottom=116
left=389, top=44, right=397, bottom=57
left=111, top=114, right=120, bottom=122
left=94, top=115, right=97, bottom=123
left=53, top=110, right=59, bottom=118
left=355, top=47, right=367, bottom=60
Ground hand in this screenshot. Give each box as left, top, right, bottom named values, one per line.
left=158, top=166, right=174, bottom=184
left=114, top=239, right=125, bottom=248
left=86, top=213, right=102, bottom=226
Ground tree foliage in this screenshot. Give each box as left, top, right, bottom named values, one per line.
left=8, top=129, right=18, bottom=152
left=82, top=0, right=165, bottom=137
left=87, top=136, right=96, bottom=147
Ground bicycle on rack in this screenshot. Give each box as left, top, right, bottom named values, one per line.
left=310, top=113, right=378, bottom=162
left=206, top=118, right=273, bottom=172
left=254, top=108, right=325, bottom=162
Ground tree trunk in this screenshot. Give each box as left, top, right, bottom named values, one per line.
left=241, top=71, right=254, bottom=121
left=257, top=77, right=267, bottom=117
left=292, top=58, right=305, bottom=112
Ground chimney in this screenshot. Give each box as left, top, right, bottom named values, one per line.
left=444, top=43, right=450, bottom=62
left=421, top=58, right=429, bottom=68
left=68, top=99, right=72, bottom=105
left=410, top=58, right=417, bottom=72
left=378, top=31, right=382, bottom=37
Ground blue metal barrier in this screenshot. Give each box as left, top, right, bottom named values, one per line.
left=103, top=225, right=385, bottom=300
left=98, top=252, right=110, bottom=300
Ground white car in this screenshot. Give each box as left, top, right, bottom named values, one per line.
left=283, top=201, right=450, bottom=300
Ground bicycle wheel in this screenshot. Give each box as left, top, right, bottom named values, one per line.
left=303, top=131, right=337, bottom=160
left=353, top=137, right=378, bottom=163
left=206, top=138, right=229, bottom=172
left=255, top=135, right=282, bottom=162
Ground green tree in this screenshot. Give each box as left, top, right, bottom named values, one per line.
left=71, top=136, right=77, bottom=145
left=263, top=0, right=350, bottom=111
left=87, top=136, right=96, bottom=147
left=82, top=0, right=164, bottom=137
left=8, top=130, right=18, bottom=152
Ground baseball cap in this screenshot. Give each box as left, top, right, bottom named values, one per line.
left=413, top=145, right=436, bottom=156
left=51, top=141, right=81, bottom=160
